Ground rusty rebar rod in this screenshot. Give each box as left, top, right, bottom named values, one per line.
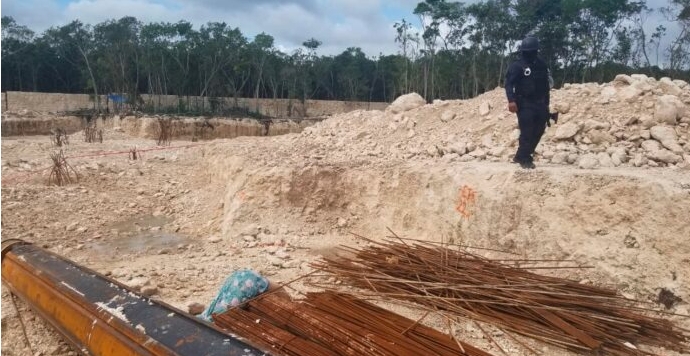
left=312, top=236, right=690, bottom=356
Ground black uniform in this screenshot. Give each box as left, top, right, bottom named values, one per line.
left=505, top=55, right=550, bottom=164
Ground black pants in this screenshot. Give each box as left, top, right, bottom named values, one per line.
left=515, top=102, right=548, bottom=163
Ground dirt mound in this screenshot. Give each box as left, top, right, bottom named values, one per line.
left=245, top=74, right=689, bottom=170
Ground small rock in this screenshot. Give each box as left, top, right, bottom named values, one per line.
left=610, top=150, right=628, bottom=166
left=554, top=122, right=581, bottom=140
left=647, top=149, right=683, bottom=164
left=140, top=286, right=159, bottom=297
left=553, top=102, right=571, bottom=114
left=650, top=126, right=684, bottom=154
left=275, top=249, right=290, bottom=260
left=242, top=235, right=256, bottom=242
left=655, top=95, right=685, bottom=124
left=640, top=115, right=657, bottom=129
left=187, top=302, right=206, bottom=315
left=66, top=222, right=78, bottom=232
left=550, top=152, right=569, bottom=165
left=632, top=153, right=648, bottom=167
left=578, top=154, right=599, bottom=169
left=76, top=227, right=88, bottom=234
left=641, top=140, right=662, bottom=152
left=588, top=130, right=616, bottom=145
left=466, top=142, right=477, bottom=152
left=440, top=111, right=456, bottom=123
left=479, top=102, right=491, bottom=116
left=208, top=235, right=222, bottom=243
left=658, top=77, right=683, bottom=96
left=268, top=256, right=284, bottom=267
left=426, top=145, right=440, bottom=157
left=450, top=142, right=467, bottom=155
left=468, top=149, right=487, bottom=159
left=624, top=116, right=638, bottom=126
left=337, top=218, right=348, bottom=228
left=597, top=152, right=614, bottom=167
left=618, top=85, right=642, bottom=103
left=126, top=277, right=150, bottom=292
left=567, top=153, right=579, bottom=164
left=583, top=119, right=610, bottom=132
left=489, top=146, right=505, bottom=157
left=241, top=224, right=260, bottom=238
left=624, top=234, right=640, bottom=248
left=613, top=74, right=634, bottom=86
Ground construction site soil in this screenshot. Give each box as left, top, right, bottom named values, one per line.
left=2, top=74, right=690, bottom=356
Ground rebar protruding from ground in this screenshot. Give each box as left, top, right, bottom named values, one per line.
left=48, top=150, right=78, bottom=186
left=129, top=147, right=140, bottom=160
left=157, top=118, right=174, bottom=146
left=50, top=128, right=69, bottom=147
left=83, top=125, right=103, bottom=143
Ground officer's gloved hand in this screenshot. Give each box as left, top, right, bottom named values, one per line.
left=547, top=112, right=559, bottom=127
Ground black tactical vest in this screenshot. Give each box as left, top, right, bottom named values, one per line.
left=515, top=58, right=549, bottom=100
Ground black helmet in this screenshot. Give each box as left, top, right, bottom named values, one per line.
left=520, top=36, right=539, bottom=51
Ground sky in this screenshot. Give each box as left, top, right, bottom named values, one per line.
left=0, top=0, right=681, bottom=59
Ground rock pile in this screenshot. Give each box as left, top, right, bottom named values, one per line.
left=284, top=73, right=689, bottom=169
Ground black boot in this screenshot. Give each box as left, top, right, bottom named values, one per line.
left=519, top=161, right=536, bottom=169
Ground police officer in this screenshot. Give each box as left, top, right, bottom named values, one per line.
left=505, top=36, right=552, bottom=169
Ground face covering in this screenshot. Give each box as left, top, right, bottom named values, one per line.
left=522, top=50, right=538, bottom=62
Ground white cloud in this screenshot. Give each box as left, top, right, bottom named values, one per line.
left=1, top=0, right=63, bottom=31
left=1, top=0, right=682, bottom=63
left=65, top=0, right=178, bottom=25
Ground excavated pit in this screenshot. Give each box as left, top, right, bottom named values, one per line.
left=205, top=153, right=690, bottom=304
left=0, top=114, right=316, bottom=139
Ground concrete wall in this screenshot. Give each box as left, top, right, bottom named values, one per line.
left=1, top=92, right=388, bottom=118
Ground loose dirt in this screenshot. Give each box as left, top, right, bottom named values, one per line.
left=2, top=75, right=689, bottom=356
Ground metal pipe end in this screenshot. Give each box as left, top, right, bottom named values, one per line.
left=1, top=239, right=29, bottom=261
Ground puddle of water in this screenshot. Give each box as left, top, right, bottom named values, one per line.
left=89, top=215, right=190, bottom=254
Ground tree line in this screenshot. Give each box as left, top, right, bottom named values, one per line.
left=1, top=0, right=689, bottom=114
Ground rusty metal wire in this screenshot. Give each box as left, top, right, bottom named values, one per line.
left=213, top=292, right=494, bottom=356
left=48, top=150, right=78, bottom=186
left=311, top=235, right=690, bottom=356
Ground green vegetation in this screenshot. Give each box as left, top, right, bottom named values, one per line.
left=2, top=0, right=689, bottom=110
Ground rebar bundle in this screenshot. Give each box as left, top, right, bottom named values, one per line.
left=311, top=236, right=690, bottom=356
left=157, top=118, right=174, bottom=146
left=214, top=292, right=494, bottom=356
left=83, top=125, right=103, bottom=143
left=50, top=128, right=69, bottom=147
left=48, top=150, right=78, bottom=186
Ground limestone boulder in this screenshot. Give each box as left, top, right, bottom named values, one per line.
left=554, top=122, right=581, bottom=140
left=654, top=95, right=686, bottom=124
left=650, top=126, right=684, bottom=154
left=387, top=93, right=426, bottom=114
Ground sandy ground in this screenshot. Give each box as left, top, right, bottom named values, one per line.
left=1, top=126, right=689, bottom=355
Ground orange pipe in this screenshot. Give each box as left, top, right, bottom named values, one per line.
left=1, top=240, right=267, bottom=356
